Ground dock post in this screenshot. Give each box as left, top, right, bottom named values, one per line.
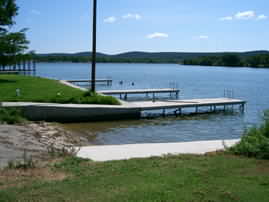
left=240, top=103, right=245, bottom=113
left=195, top=106, right=199, bottom=114
left=162, top=109, right=166, bottom=117
left=153, top=93, right=156, bottom=102
left=178, top=108, right=182, bottom=116
left=124, top=93, right=128, bottom=100
left=176, top=91, right=179, bottom=99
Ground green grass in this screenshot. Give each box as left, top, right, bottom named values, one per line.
left=0, top=75, right=120, bottom=105
left=0, top=154, right=269, bottom=202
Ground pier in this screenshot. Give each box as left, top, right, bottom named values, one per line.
left=98, top=88, right=180, bottom=100
left=128, top=98, right=246, bottom=116
left=67, top=79, right=112, bottom=86
left=0, top=60, right=36, bottom=76
left=1, top=98, right=246, bottom=122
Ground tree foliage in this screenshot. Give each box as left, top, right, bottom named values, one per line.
left=0, top=0, right=29, bottom=66
left=0, top=0, right=18, bottom=30
left=183, top=54, right=269, bottom=68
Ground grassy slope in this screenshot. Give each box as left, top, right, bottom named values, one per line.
left=0, top=154, right=269, bottom=202
left=0, top=75, right=119, bottom=105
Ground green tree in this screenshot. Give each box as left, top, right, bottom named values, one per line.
left=221, top=54, right=242, bottom=67
left=0, top=0, right=18, bottom=31
left=0, top=0, right=29, bottom=67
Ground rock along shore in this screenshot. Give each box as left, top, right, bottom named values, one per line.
left=0, top=123, right=88, bottom=168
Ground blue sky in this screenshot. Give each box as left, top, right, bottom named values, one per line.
left=13, top=0, right=269, bottom=54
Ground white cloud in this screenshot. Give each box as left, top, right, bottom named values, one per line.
left=31, top=9, right=41, bottom=15
left=257, top=14, right=268, bottom=20
left=220, top=11, right=267, bottom=21
left=235, top=11, right=256, bottom=20
left=220, top=16, right=233, bottom=21
left=122, top=13, right=142, bottom=20
left=104, top=16, right=117, bottom=23
left=199, top=35, right=209, bottom=39
left=147, top=32, right=168, bottom=39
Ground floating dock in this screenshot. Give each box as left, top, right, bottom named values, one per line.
left=98, top=88, right=180, bottom=100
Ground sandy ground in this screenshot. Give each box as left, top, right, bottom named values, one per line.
left=0, top=123, right=87, bottom=168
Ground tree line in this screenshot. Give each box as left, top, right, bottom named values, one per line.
left=183, top=54, right=269, bottom=68
left=34, top=55, right=179, bottom=64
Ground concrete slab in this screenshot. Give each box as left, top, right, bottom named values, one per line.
left=76, top=139, right=240, bottom=161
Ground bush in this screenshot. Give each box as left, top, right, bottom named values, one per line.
left=0, top=107, right=26, bottom=124
left=48, top=91, right=120, bottom=105
left=230, top=110, right=269, bottom=159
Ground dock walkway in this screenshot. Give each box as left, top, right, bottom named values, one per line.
left=126, top=98, right=246, bottom=115
left=98, top=88, right=180, bottom=100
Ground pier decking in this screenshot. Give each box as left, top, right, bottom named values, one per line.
left=98, top=88, right=180, bottom=100
left=128, top=98, right=246, bottom=115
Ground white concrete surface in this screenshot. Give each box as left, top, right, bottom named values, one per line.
left=76, top=139, right=240, bottom=161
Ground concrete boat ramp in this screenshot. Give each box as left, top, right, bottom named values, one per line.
left=76, top=139, right=240, bottom=161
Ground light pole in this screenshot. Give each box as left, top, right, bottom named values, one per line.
left=91, top=0, right=97, bottom=92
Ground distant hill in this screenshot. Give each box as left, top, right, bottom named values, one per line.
left=37, top=50, right=269, bottom=61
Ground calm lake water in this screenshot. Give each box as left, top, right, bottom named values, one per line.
left=37, top=63, right=269, bottom=145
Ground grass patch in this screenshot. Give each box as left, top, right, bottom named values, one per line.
left=0, top=154, right=269, bottom=202
left=230, top=110, right=269, bottom=159
left=0, top=75, right=120, bottom=105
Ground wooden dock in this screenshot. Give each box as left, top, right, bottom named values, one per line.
left=0, top=60, right=36, bottom=76
left=0, top=71, right=20, bottom=75
left=67, top=79, right=112, bottom=86
left=98, top=88, right=180, bottom=100
left=127, top=98, right=246, bottom=116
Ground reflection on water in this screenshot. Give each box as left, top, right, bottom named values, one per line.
left=37, top=63, right=269, bottom=145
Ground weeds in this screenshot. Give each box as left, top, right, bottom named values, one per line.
left=230, top=110, right=269, bottom=159
left=7, top=149, right=35, bottom=170
left=0, top=107, right=26, bottom=124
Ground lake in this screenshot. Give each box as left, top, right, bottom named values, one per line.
left=37, top=63, right=269, bottom=145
